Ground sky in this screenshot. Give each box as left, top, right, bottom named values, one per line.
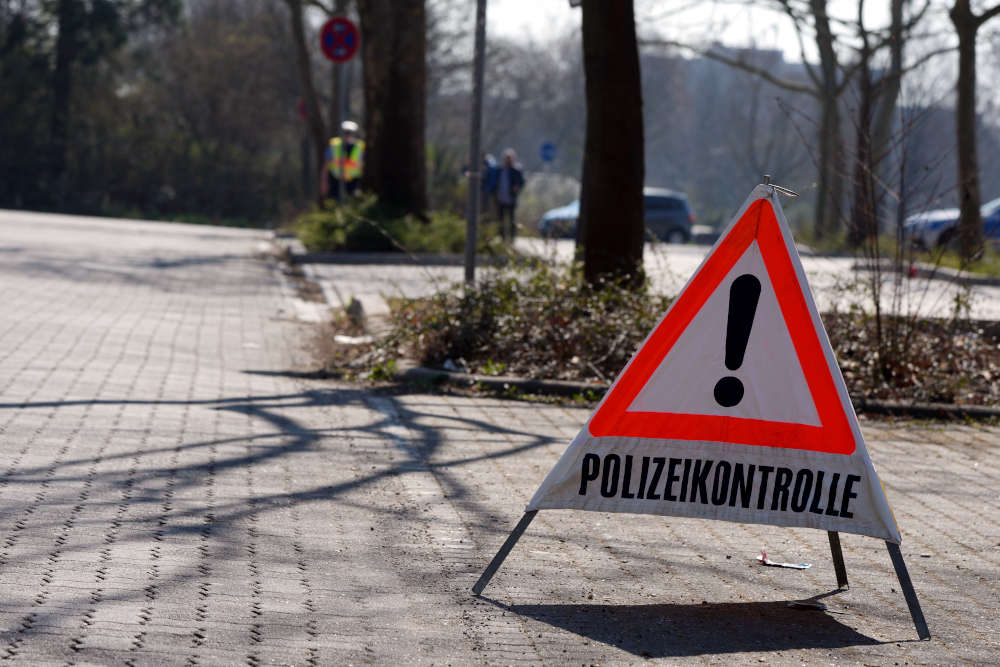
left=482, top=1, right=1000, bottom=121
left=486, top=0, right=899, bottom=65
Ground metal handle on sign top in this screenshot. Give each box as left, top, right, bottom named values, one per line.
left=762, top=174, right=799, bottom=198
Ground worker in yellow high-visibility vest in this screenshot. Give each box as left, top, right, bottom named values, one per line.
left=321, top=120, right=365, bottom=201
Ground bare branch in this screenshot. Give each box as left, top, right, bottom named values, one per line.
left=639, top=38, right=817, bottom=96
left=637, top=0, right=710, bottom=23
left=837, top=4, right=950, bottom=93
left=976, top=3, right=1000, bottom=27
left=902, top=45, right=956, bottom=74
left=305, top=0, right=335, bottom=14
left=775, top=0, right=824, bottom=89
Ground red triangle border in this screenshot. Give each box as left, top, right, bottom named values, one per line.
left=588, top=199, right=855, bottom=455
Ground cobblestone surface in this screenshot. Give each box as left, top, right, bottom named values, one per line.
left=1, top=210, right=998, bottom=665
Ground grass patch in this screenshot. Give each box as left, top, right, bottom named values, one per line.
left=793, top=225, right=1000, bottom=279
left=293, top=193, right=502, bottom=255
left=920, top=244, right=1000, bottom=277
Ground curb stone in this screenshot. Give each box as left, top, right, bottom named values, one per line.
left=396, top=363, right=1000, bottom=420
left=395, top=363, right=607, bottom=398
left=292, top=251, right=509, bottom=267
left=851, top=257, right=1000, bottom=287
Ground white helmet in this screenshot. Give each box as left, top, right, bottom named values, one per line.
left=341, top=120, right=359, bottom=134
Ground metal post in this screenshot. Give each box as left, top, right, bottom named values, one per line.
left=473, top=510, right=536, bottom=595
left=886, top=541, right=931, bottom=640
left=827, top=531, right=849, bottom=589
left=302, top=136, right=312, bottom=199
left=336, top=61, right=346, bottom=201
left=464, top=0, right=487, bottom=286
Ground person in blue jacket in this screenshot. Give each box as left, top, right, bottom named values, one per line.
left=496, top=149, right=524, bottom=241
left=481, top=153, right=499, bottom=215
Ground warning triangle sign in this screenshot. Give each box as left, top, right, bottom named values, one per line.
left=527, top=186, right=900, bottom=543
left=590, top=192, right=853, bottom=453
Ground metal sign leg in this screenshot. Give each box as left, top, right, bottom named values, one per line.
left=886, top=541, right=931, bottom=640
left=473, top=510, right=537, bottom=595
left=827, top=531, right=849, bottom=589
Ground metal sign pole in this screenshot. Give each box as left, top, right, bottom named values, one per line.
left=319, top=16, right=359, bottom=202
left=473, top=510, right=536, bottom=595
left=463, top=0, right=487, bottom=286
left=886, top=542, right=931, bottom=639
left=476, top=515, right=930, bottom=640
left=337, top=62, right=345, bottom=201
left=827, top=531, right=849, bottom=589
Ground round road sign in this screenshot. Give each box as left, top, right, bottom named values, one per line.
left=320, top=17, right=359, bottom=63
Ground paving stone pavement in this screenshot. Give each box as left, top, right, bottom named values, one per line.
left=1, top=210, right=999, bottom=665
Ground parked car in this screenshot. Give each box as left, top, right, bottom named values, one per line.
left=538, top=187, right=696, bottom=243
left=537, top=200, right=580, bottom=239
left=903, top=197, right=1000, bottom=249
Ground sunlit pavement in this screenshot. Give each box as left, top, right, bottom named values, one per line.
left=300, top=235, right=1000, bottom=323
left=0, top=210, right=998, bottom=664
left=516, top=237, right=1000, bottom=321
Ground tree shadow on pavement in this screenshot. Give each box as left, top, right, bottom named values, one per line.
left=0, top=384, right=557, bottom=548
left=489, top=596, right=881, bottom=657
left=0, top=382, right=564, bottom=649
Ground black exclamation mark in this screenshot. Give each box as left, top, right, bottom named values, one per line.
left=713, top=273, right=762, bottom=407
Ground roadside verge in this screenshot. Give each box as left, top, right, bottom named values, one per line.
left=279, top=238, right=1000, bottom=421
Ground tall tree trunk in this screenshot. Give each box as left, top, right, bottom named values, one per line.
left=811, top=0, right=844, bottom=240
left=50, top=0, right=80, bottom=193
left=815, top=97, right=843, bottom=240
left=580, top=0, right=644, bottom=289
left=871, top=0, right=905, bottom=165
left=848, top=45, right=876, bottom=248
left=950, top=0, right=984, bottom=261
left=871, top=0, right=905, bottom=230
left=284, top=0, right=328, bottom=200
left=357, top=0, right=428, bottom=217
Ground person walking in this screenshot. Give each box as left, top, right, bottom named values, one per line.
left=321, top=120, right=365, bottom=201
left=496, top=148, right=524, bottom=242
left=481, top=153, right=499, bottom=216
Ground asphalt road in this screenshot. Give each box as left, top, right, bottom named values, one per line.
left=1, top=209, right=998, bottom=664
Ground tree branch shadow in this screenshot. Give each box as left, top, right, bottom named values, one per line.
left=0, top=384, right=556, bottom=561
left=0, top=380, right=563, bottom=649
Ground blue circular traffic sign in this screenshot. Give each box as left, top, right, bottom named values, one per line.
left=320, top=17, right=359, bottom=63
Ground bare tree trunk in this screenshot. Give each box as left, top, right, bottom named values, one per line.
left=357, top=0, right=428, bottom=218
left=871, top=0, right=905, bottom=164
left=848, top=43, right=876, bottom=248
left=870, top=0, right=905, bottom=230
left=50, top=0, right=80, bottom=193
left=815, top=97, right=844, bottom=240
left=950, top=0, right=985, bottom=261
left=580, top=0, right=644, bottom=289
left=284, top=0, right=328, bottom=201
left=811, top=0, right=844, bottom=239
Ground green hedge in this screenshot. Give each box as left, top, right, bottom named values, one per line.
left=294, top=194, right=473, bottom=254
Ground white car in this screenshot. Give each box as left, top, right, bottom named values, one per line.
left=904, top=197, right=1000, bottom=249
